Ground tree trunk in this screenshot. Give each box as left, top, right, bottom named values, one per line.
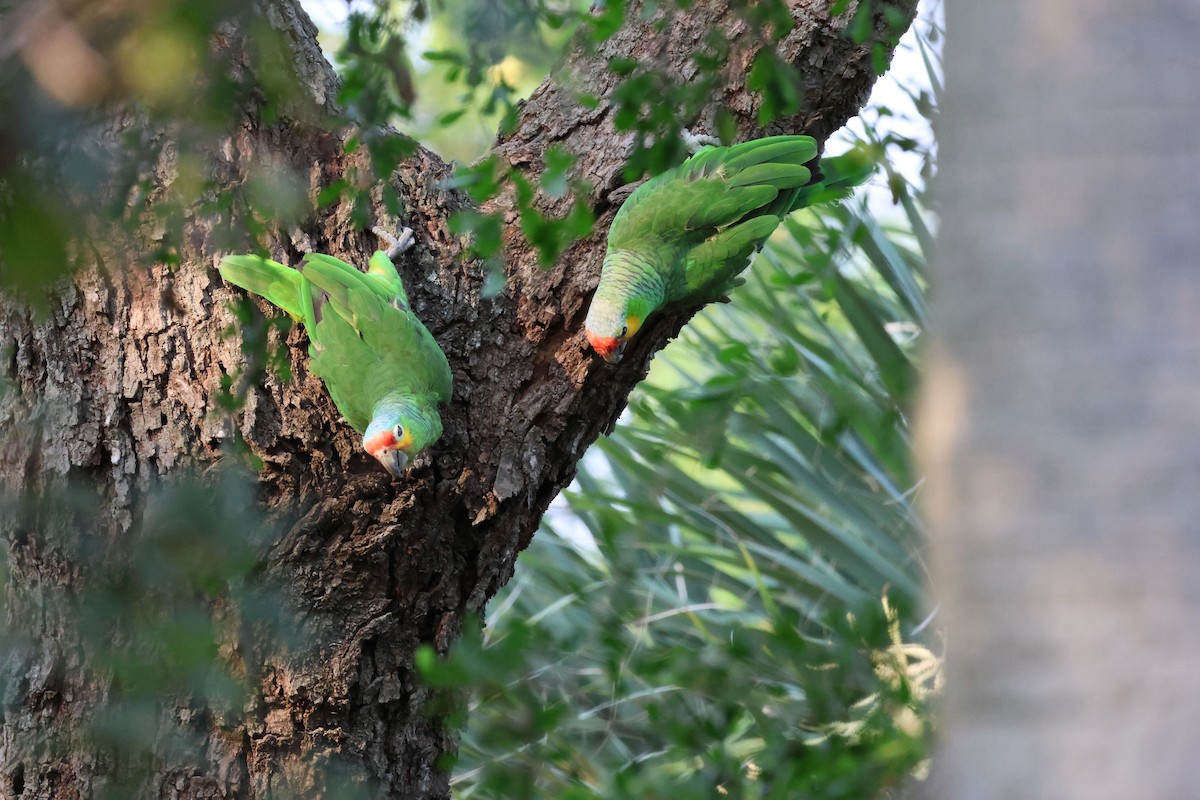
left=0, top=0, right=915, bottom=795
left=916, top=0, right=1200, bottom=797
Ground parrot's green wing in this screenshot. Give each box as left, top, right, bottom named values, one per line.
left=681, top=215, right=781, bottom=301
left=608, top=136, right=819, bottom=260
left=217, top=255, right=318, bottom=327
left=681, top=148, right=876, bottom=301
left=300, top=253, right=452, bottom=433
left=219, top=250, right=451, bottom=437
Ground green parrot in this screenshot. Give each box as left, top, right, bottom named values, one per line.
left=218, top=244, right=453, bottom=477
left=584, top=135, right=871, bottom=363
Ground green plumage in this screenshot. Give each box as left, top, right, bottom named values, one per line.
left=218, top=249, right=452, bottom=474
left=584, top=136, right=872, bottom=360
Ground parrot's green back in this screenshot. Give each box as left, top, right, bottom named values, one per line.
left=217, top=251, right=451, bottom=436
left=606, top=136, right=819, bottom=265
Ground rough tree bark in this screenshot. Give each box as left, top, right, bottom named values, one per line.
left=0, top=0, right=915, bottom=796
left=916, top=0, right=1200, bottom=798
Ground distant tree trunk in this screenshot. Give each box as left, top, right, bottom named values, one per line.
left=0, top=0, right=914, bottom=796
left=917, top=0, right=1200, bottom=797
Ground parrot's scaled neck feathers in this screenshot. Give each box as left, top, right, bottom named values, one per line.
left=586, top=249, right=668, bottom=338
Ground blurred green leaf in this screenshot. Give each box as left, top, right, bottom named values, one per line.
left=748, top=48, right=803, bottom=126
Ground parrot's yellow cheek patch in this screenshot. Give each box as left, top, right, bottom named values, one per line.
left=396, top=427, right=415, bottom=452
left=625, top=315, right=643, bottom=338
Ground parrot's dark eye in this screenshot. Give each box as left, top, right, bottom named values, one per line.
left=619, top=325, right=628, bottom=338
left=392, top=424, right=405, bottom=441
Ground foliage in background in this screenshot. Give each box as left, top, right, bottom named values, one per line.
left=0, top=0, right=921, bottom=297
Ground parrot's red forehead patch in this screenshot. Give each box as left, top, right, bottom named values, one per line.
left=586, top=330, right=620, bottom=357
left=364, top=429, right=397, bottom=456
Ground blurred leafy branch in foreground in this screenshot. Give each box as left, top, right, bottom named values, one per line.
left=0, top=469, right=297, bottom=799
left=325, top=0, right=920, bottom=280
left=0, top=0, right=918, bottom=302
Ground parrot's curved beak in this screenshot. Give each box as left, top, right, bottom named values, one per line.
left=586, top=331, right=626, bottom=364
left=378, top=449, right=409, bottom=478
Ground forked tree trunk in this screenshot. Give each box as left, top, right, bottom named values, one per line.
left=917, top=0, right=1200, bottom=797
left=0, top=0, right=914, bottom=795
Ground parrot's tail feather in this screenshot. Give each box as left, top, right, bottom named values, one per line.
left=304, top=251, right=410, bottom=309
left=720, top=136, right=819, bottom=172
left=785, top=151, right=875, bottom=213
left=727, top=162, right=813, bottom=190
left=301, top=252, right=360, bottom=276
left=818, top=151, right=876, bottom=194
left=301, top=253, right=369, bottom=308
left=218, top=255, right=308, bottom=320
left=686, top=136, right=818, bottom=181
